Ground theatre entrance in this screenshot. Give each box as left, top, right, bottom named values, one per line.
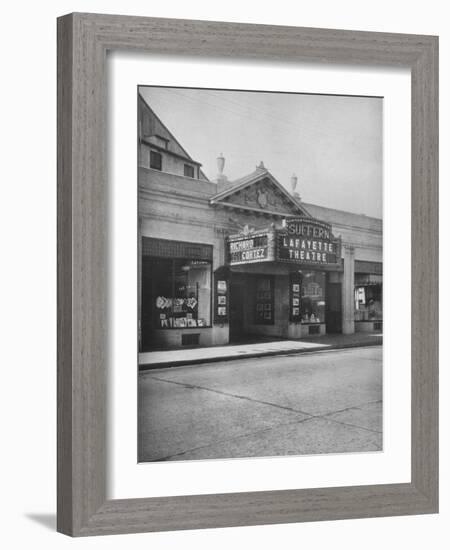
left=229, top=277, right=246, bottom=342
left=228, top=271, right=279, bottom=344
left=325, top=277, right=342, bottom=333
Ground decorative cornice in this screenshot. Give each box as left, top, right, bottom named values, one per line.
left=139, top=212, right=238, bottom=234
left=211, top=201, right=295, bottom=218
left=209, top=169, right=310, bottom=217
left=139, top=186, right=212, bottom=205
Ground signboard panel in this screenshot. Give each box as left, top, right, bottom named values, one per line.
left=277, top=217, right=340, bottom=266
left=227, top=232, right=274, bottom=265
left=213, top=267, right=230, bottom=324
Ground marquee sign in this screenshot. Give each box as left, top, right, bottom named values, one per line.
left=226, top=219, right=340, bottom=267
left=277, top=217, right=340, bottom=265
left=227, top=232, right=275, bottom=265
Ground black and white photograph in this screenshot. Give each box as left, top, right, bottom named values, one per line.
left=137, top=86, right=383, bottom=462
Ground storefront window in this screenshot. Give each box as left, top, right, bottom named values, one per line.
left=150, top=257, right=212, bottom=328
left=300, top=272, right=326, bottom=323
left=354, top=284, right=382, bottom=321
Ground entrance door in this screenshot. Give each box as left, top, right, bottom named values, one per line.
left=229, top=279, right=245, bottom=342
left=326, top=280, right=342, bottom=333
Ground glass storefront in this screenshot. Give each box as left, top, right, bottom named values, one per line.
left=141, top=239, right=214, bottom=350
left=148, top=257, right=212, bottom=328
left=140, top=239, right=381, bottom=349
left=300, top=271, right=326, bottom=324
left=354, top=274, right=383, bottom=321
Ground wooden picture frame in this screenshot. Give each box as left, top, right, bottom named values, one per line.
left=57, top=13, right=438, bottom=536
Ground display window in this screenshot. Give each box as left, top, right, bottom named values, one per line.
left=300, top=271, right=326, bottom=323
left=354, top=283, right=383, bottom=321
left=148, top=257, right=212, bottom=328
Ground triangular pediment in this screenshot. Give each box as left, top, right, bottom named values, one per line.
left=209, top=168, right=311, bottom=218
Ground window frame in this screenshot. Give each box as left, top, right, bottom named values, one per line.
left=150, top=149, right=162, bottom=171
left=183, top=163, right=195, bottom=178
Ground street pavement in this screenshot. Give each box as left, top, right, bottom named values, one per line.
left=139, top=339, right=329, bottom=368
left=139, top=332, right=382, bottom=369
left=138, top=346, right=382, bottom=462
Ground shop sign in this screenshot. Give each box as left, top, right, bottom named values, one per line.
left=227, top=233, right=274, bottom=265
left=278, top=217, right=340, bottom=265
left=142, top=237, right=213, bottom=260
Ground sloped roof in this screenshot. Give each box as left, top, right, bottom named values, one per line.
left=302, top=202, right=382, bottom=233
left=138, top=93, right=209, bottom=181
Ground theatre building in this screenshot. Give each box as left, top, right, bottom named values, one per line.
left=138, top=95, right=383, bottom=351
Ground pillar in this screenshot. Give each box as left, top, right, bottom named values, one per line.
left=342, top=244, right=355, bottom=334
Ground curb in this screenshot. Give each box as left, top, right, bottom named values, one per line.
left=139, top=339, right=382, bottom=371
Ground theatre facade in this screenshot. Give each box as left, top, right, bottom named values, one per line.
left=138, top=95, right=383, bottom=351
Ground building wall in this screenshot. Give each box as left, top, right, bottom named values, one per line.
left=139, top=142, right=200, bottom=180
left=139, top=167, right=383, bottom=348
left=303, top=202, right=383, bottom=265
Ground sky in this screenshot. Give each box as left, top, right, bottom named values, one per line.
left=139, top=86, right=383, bottom=218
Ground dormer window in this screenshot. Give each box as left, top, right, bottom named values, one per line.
left=150, top=150, right=162, bottom=171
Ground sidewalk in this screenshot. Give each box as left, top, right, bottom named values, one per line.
left=139, top=332, right=382, bottom=370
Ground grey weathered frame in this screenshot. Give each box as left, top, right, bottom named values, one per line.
left=57, top=12, right=438, bottom=536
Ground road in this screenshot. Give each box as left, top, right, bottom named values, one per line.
left=138, top=346, right=382, bottom=462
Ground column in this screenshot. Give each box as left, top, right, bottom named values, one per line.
left=342, top=244, right=355, bottom=334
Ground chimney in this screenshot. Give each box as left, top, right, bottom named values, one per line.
left=215, top=153, right=228, bottom=185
